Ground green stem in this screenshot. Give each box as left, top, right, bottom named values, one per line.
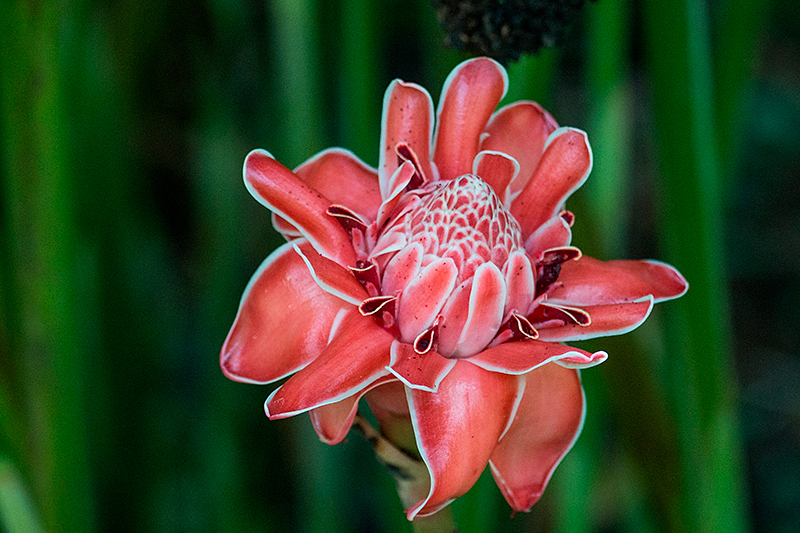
left=353, top=414, right=458, bottom=533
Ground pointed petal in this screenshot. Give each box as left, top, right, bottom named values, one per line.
left=524, top=215, right=572, bottom=255
left=480, top=101, right=558, bottom=195
left=406, top=362, right=523, bottom=519
left=265, top=310, right=393, bottom=418
left=396, top=258, right=458, bottom=343
left=309, top=375, right=395, bottom=445
left=549, top=256, right=689, bottom=305
left=387, top=341, right=456, bottom=392
left=220, top=242, right=346, bottom=384
left=294, top=148, right=382, bottom=222
left=244, top=149, right=355, bottom=266
left=504, top=251, right=535, bottom=316
left=468, top=339, right=607, bottom=375
left=434, top=58, right=508, bottom=182
left=489, top=364, right=585, bottom=512
left=472, top=150, right=519, bottom=204
left=452, top=262, right=507, bottom=358
left=376, top=161, right=417, bottom=227
left=536, top=296, right=655, bottom=342
left=511, top=128, right=592, bottom=236
left=379, top=80, right=435, bottom=198
left=293, top=242, right=367, bottom=306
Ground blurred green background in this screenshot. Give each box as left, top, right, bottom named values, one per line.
left=1, top=0, right=799, bottom=531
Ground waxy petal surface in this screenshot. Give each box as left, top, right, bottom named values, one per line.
left=434, top=58, right=508, bottom=182
left=452, top=262, right=506, bottom=357
left=266, top=311, right=393, bottom=418
left=221, top=242, right=345, bottom=384
left=397, top=258, right=458, bottom=342
left=536, top=297, right=655, bottom=342
left=524, top=215, right=572, bottom=254
left=504, top=251, right=535, bottom=316
left=489, top=364, right=584, bottom=512
left=472, top=150, right=519, bottom=204
left=245, top=149, right=355, bottom=266
left=379, top=81, right=435, bottom=197
left=468, top=339, right=607, bottom=375
left=388, top=341, right=456, bottom=392
left=549, top=256, right=689, bottom=305
left=511, top=128, right=592, bottom=236
left=481, top=101, right=558, bottom=195
left=293, top=242, right=367, bottom=306
left=294, top=148, right=382, bottom=221
left=407, top=362, right=522, bottom=518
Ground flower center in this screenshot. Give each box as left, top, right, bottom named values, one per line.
left=385, top=175, right=523, bottom=281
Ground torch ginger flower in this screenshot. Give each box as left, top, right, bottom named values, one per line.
left=221, top=57, right=687, bottom=519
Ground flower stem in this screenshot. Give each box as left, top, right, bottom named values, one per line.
left=352, top=414, right=459, bottom=533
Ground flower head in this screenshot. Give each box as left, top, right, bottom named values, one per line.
left=221, top=58, right=687, bottom=519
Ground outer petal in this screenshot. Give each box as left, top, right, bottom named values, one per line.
left=406, top=362, right=523, bottom=519
left=220, top=241, right=345, bottom=384
left=535, top=296, right=655, bottom=342
left=489, top=364, right=585, bottom=512
left=387, top=341, right=456, bottom=392
left=468, top=340, right=607, bottom=375
left=244, top=149, right=355, bottom=266
left=548, top=256, right=689, bottom=305
left=294, top=148, right=382, bottom=222
left=265, top=310, right=393, bottom=418
left=293, top=242, right=367, bottom=306
left=309, top=375, right=396, bottom=445
left=433, top=58, right=508, bottom=182
left=480, top=101, right=558, bottom=195
left=510, top=128, right=592, bottom=236
left=379, top=80, right=435, bottom=198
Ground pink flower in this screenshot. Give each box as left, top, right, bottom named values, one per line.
left=221, top=57, right=687, bottom=518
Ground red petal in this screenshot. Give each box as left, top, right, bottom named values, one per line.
left=406, top=362, right=523, bottom=519
left=472, top=150, right=519, bottom=204
left=387, top=341, right=456, bottom=392
left=480, top=101, right=558, bottom=195
left=451, top=262, right=506, bottom=358
left=244, top=149, right=355, bottom=266
left=489, top=364, right=584, bottom=512
left=504, top=251, right=535, bottom=316
left=379, top=80, right=435, bottom=198
left=294, top=148, right=382, bottom=222
left=434, top=58, right=508, bottom=182
left=468, top=340, right=607, bottom=375
left=549, top=256, right=689, bottom=304
left=536, top=297, right=655, bottom=342
left=396, top=258, right=458, bottom=343
left=381, top=242, right=424, bottom=296
left=309, top=375, right=396, bottom=445
left=220, top=242, right=346, bottom=384
left=265, top=310, right=393, bottom=418
left=511, top=129, right=592, bottom=236
left=293, top=242, right=367, bottom=306
left=524, top=215, right=572, bottom=255
left=271, top=212, right=302, bottom=240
